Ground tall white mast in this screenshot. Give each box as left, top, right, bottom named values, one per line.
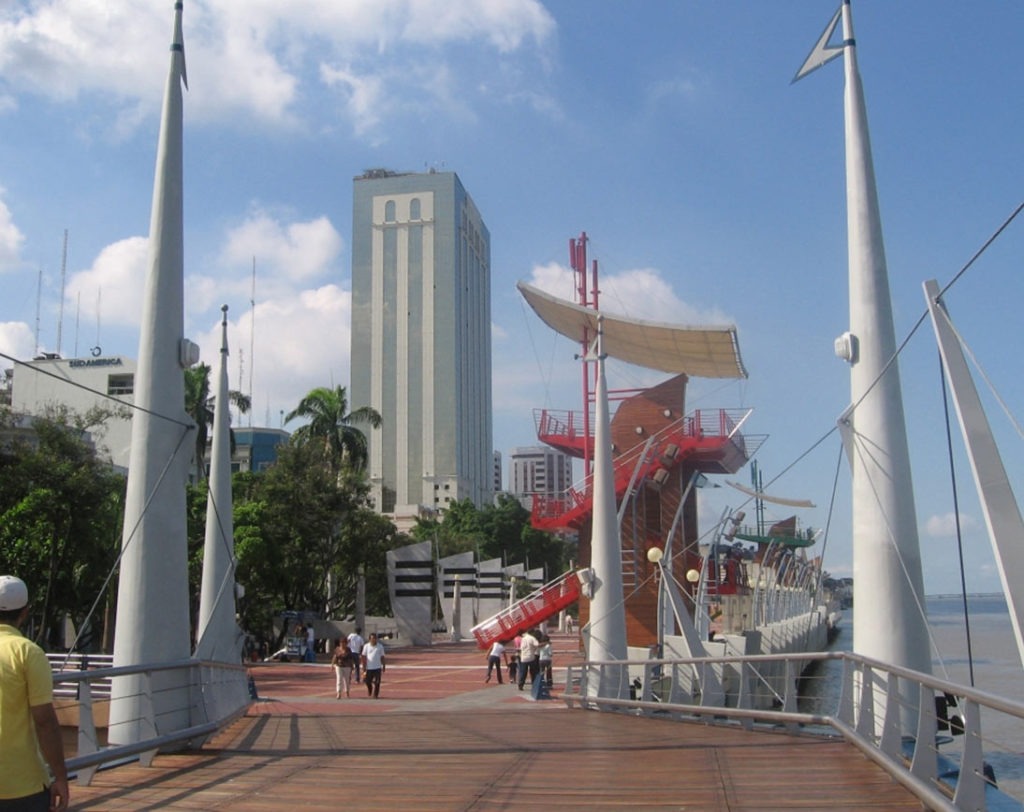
left=196, top=305, right=239, bottom=662
left=584, top=317, right=629, bottom=699
left=109, top=0, right=194, bottom=743
left=797, top=0, right=931, bottom=731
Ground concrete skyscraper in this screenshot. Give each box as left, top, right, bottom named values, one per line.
left=350, top=170, right=493, bottom=526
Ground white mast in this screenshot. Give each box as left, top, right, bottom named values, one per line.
left=837, top=0, right=931, bottom=680
left=925, top=280, right=1024, bottom=668
left=109, top=0, right=194, bottom=743
left=584, top=316, right=629, bottom=699
left=195, top=305, right=239, bottom=662
left=797, top=0, right=931, bottom=732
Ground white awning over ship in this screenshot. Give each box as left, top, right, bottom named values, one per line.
left=517, top=281, right=748, bottom=379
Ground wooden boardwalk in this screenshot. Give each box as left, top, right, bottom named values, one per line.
left=67, top=637, right=923, bottom=811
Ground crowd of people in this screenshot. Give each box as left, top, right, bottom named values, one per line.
left=485, top=627, right=554, bottom=690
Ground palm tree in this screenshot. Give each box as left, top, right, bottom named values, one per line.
left=184, top=364, right=252, bottom=479
left=285, top=385, right=381, bottom=472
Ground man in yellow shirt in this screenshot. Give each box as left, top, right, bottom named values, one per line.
left=0, top=575, right=69, bottom=811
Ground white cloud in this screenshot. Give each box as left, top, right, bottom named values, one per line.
left=0, top=320, right=34, bottom=362
left=193, top=283, right=352, bottom=424
left=219, top=210, right=344, bottom=284
left=64, top=236, right=149, bottom=329
left=0, top=191, right=25, bottom=271
left=924, top=512, right=977, bottom=538
left=0, top=0, right=556, bottom=136
left=398, top=0, right=555, bottom=52
left=526, top=261, right=733, bottom=325
left=319, top=64, right=387, bottom=140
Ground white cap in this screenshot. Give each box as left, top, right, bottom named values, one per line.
left=0, top=576, right=29, bottom=611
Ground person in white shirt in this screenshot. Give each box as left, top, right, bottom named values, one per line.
left=517, top=628, right=540, bottom=690
left=360, top=633, right=386, bottom=698
left=485, top=640, right=507, bottom=684
left=347, top=628, right=365, bottom=683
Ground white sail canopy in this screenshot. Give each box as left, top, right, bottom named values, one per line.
left=517, top=281, right=747, bottom=379
left=726, top=480, right=816, bottom=508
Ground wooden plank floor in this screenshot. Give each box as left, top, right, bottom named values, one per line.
left=67, top=637, right=924, bottom=811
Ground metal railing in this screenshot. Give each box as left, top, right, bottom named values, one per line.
left=51, top=658, right=251, bottom=786
left=562, top=651, right=1024, bottom=811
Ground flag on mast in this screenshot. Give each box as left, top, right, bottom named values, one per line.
left=792, top=5, right=844, bottom=83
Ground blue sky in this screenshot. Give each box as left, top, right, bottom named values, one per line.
left=1, top=1, right=1021, bottom=597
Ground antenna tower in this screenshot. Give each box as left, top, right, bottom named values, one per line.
left=94, top=289, right=102, bottom=355
left=74, top=292, right=81, bottom=357
left=56, top=229, right=68, bottom=357
left=34, top=266, right=42, bottom=356
left=237, top=346, right=244, bottom=426
left=249, top=257, right=255, bottom=427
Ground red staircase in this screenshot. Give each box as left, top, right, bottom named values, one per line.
left=470, top=570, right=589, bottom=649
left=531, top=408, right=760, bottom=532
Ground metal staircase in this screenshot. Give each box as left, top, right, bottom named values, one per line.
left=470, top=569, right=590, bottom=649
left=531, top=408, right=760, bottom=532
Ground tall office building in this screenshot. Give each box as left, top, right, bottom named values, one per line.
left=509, top=445, right=574, bottom=509
left=350, top=170, right=493, bottom=523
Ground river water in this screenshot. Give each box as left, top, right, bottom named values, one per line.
left=798, top=594, right=1024, bottom=791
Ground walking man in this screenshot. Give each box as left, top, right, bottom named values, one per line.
left=347, top=627, right=364, bottom=683
left=360, top=633, right=386, bottom=698
left=0, top=575, right=69, bottom=811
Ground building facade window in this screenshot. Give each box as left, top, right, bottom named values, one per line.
left=107, top=374, right=134, bottom=395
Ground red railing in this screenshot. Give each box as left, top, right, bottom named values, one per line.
left=470, top=570, right=587, bottom=649
left=530, top=409, right=760, bottom=531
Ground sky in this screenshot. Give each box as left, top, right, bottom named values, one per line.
left=1, top=1, right=1022, bottom=600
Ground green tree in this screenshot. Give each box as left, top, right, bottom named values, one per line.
left=184, top=363, right=252, bottom=479
left=230, top=442, right=404, bottom=648
left=0, top=408, right=125, bottom=649
left=411, top=494, right=571, bottom=582
left=285, top=385, right=381, bottom=472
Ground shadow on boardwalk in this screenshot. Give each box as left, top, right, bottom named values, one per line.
left=68, top=635, right=920, bottom=810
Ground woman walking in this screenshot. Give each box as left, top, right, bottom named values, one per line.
left=331, top=638, right=354, bottom=698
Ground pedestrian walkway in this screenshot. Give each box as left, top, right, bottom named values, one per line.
left=67, top=635, right=922, bottom=810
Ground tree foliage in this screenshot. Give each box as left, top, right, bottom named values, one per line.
left=184, top=363, right=251, bottom=478
left=285, top=385, right=381, bottom=472
left=411, top=494, right=572, bottom=580
left=230, top=442, right=407, bottom=647
left=0, top=408, right=124, bottom=649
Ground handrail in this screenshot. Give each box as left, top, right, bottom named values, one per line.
left=50, top=658, right=251, bottom=786
left=562, top=651, right=1024, bottom=811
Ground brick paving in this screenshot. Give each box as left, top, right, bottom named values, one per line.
left=66, top=634, right=921, bottom=810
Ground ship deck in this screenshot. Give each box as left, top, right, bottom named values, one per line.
left=68, top=633, right=922, bottom=810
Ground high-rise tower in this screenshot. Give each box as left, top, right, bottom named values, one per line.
left=351, top=170, right=493, bottom=524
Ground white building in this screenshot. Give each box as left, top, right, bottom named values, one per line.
left=509, top=445, right=574, bottom=509
left=350, top=169, right=493, bottom=523
left=11, top=354, right=136, bottom=469
left=492, top=450, right=503, bottom=496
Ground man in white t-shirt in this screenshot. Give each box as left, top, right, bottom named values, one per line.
left=517, top=628, right=540, bottom=690
left=360, top=633, right=386, bottom=698
left=347, top=628, right=364, bottom=682
left=485, top=640, right=506, bottom=684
